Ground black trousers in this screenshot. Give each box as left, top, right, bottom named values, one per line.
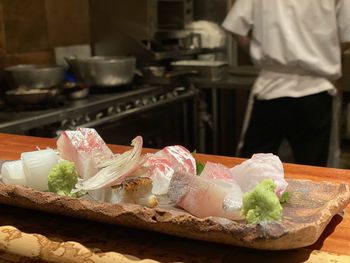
left=240, top=91, right=332, bottom=167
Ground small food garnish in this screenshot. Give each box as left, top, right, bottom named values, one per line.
left=48, top=161, right=79, bottom=197
left=110, top=177, right=158, bottom=208
left=196, top=162, right=205, bottom=175
left=192, top=150, right=205, bottom=175
left=280, top=191, right=291, bottom=204
left=242, top=179, right=282, bottom=224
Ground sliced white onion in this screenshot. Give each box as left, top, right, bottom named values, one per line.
left=1, top=160, right=27, bottom=186
left=21, top=149, right=59, bottom=191
left=76, top=136, right=144, bottom=191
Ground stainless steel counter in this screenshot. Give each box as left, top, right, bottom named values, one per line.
left=189, top=75, right=256, bottom=90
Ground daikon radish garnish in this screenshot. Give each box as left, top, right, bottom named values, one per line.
left=75, top=136, right=145, bottom=191
left=1, top=160, right=27, bottom=186
left=21, top=149, right=59, bottom=191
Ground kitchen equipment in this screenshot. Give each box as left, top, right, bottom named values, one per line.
left=5, top=88, right=59, bottom=105
left=89, top=0, right=202, bottom=61
left=0, top=85, right=198, bottom=151
left=66, top=56, right=136, bottom=87
left=171, top=60, right=228, bottom=80
left=67, top=87, right=90, bottom=100
left=143, top=66, right=166, bottom=77
left=64, top=56, right=86, bottom=83
left=4, top=64, right=65, bottom=89
left=54, top=45, right=92, bottom=68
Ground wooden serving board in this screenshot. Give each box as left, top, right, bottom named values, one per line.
left=0, top=179, right=349, bottom=251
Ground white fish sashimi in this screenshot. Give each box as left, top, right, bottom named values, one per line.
left=144, top=156, right=174, bottom=195
left=75, top=136, right=145, bottom=191
left=57, top=128, right=113, bottom=179
left=155, top=145, right=196, bottom=174
left=230, top=153, right=288, bottom=197
left=200, top=162, right=243, bottom=215
left=143, top=145, right=196, bottom=195
left=168, top=171, right=243, bottom=220
left=200, top=162, right=234, bottom=181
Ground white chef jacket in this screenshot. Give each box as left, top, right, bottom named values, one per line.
left=223, top=0, right=350, bottom=100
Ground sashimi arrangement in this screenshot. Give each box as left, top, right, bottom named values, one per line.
left=1, top=128, right=290, bottom=224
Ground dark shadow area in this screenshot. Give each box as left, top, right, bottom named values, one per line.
left=307, top=213, right=344, bottom=251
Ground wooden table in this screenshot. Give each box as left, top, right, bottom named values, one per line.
left=0, top=133, right=349, bottom=263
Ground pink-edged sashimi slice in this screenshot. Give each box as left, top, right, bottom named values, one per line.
left=143, top=156, right=174, bottom=195
left=57, top=128, right=113, bottom=179
left=230, top=153, right=288, bottom=197
left=168, top=171, right=243, bottom=220
left=155, top=145, right=196, bottom=174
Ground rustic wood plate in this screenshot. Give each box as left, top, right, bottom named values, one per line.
left=0, top=178, right=349, bottom=251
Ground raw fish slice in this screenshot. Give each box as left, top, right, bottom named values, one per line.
left=143, top=145, right=196, bottom=195
left=57, top=131, right=97, bottom=179
left=155, top=146, right=196, bottom=174
left=75, top=136, right=145, bottom=191
left=143, top=156, right=174, bottom=195
left=230, top=153, right=288, bottom=197
left=57, top=128, right=113, bottom=179
left=77, top=128, right=114, bottom=165
left=168, top=171, right=243, bottom=220
left=200, top=162, right=243, bottom=214
left=200, top=162, right=234, bottom=181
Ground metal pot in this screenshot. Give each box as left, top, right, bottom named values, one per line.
left=4, top=64, right=65, bottom=89
left=66, top=56, right=136, bottom=87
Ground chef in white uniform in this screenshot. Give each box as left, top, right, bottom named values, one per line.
left=223, top=0, right=350, bottom=166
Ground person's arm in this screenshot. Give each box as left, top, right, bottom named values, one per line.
left=337, top=0, right=350, bottom=52
left=342, top=42, right=350, bottom=53
left=222, top=0, right=254, bottom=53
left=230, top=32, right=251, bottom=54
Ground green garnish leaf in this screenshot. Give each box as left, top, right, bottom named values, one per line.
left=196, top=162, right=205, bottom=175
left=280, top=191, right=291, bottom=204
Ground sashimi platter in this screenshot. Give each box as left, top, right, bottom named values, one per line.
left=0, top=128, right=349, bottom=250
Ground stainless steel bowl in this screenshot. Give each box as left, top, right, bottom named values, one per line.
left=67, top=56, right=136, bottom=87
left=4, top=64, right=65, bottom=89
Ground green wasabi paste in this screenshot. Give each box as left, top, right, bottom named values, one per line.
left=242, top=179, right=283, bottom=224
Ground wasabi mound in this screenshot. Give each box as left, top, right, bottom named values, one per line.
left=48, top=161, right=78, bottom=197
left=242, top=179, right=282, bottom=224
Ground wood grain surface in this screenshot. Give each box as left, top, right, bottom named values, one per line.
left=0, top=133, right=350, bottom=262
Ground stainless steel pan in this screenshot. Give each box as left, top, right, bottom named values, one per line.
left=5, top=88, right=59, bottom=105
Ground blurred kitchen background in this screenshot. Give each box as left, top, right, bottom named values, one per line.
left=0, top=0, right=349, bottom=168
